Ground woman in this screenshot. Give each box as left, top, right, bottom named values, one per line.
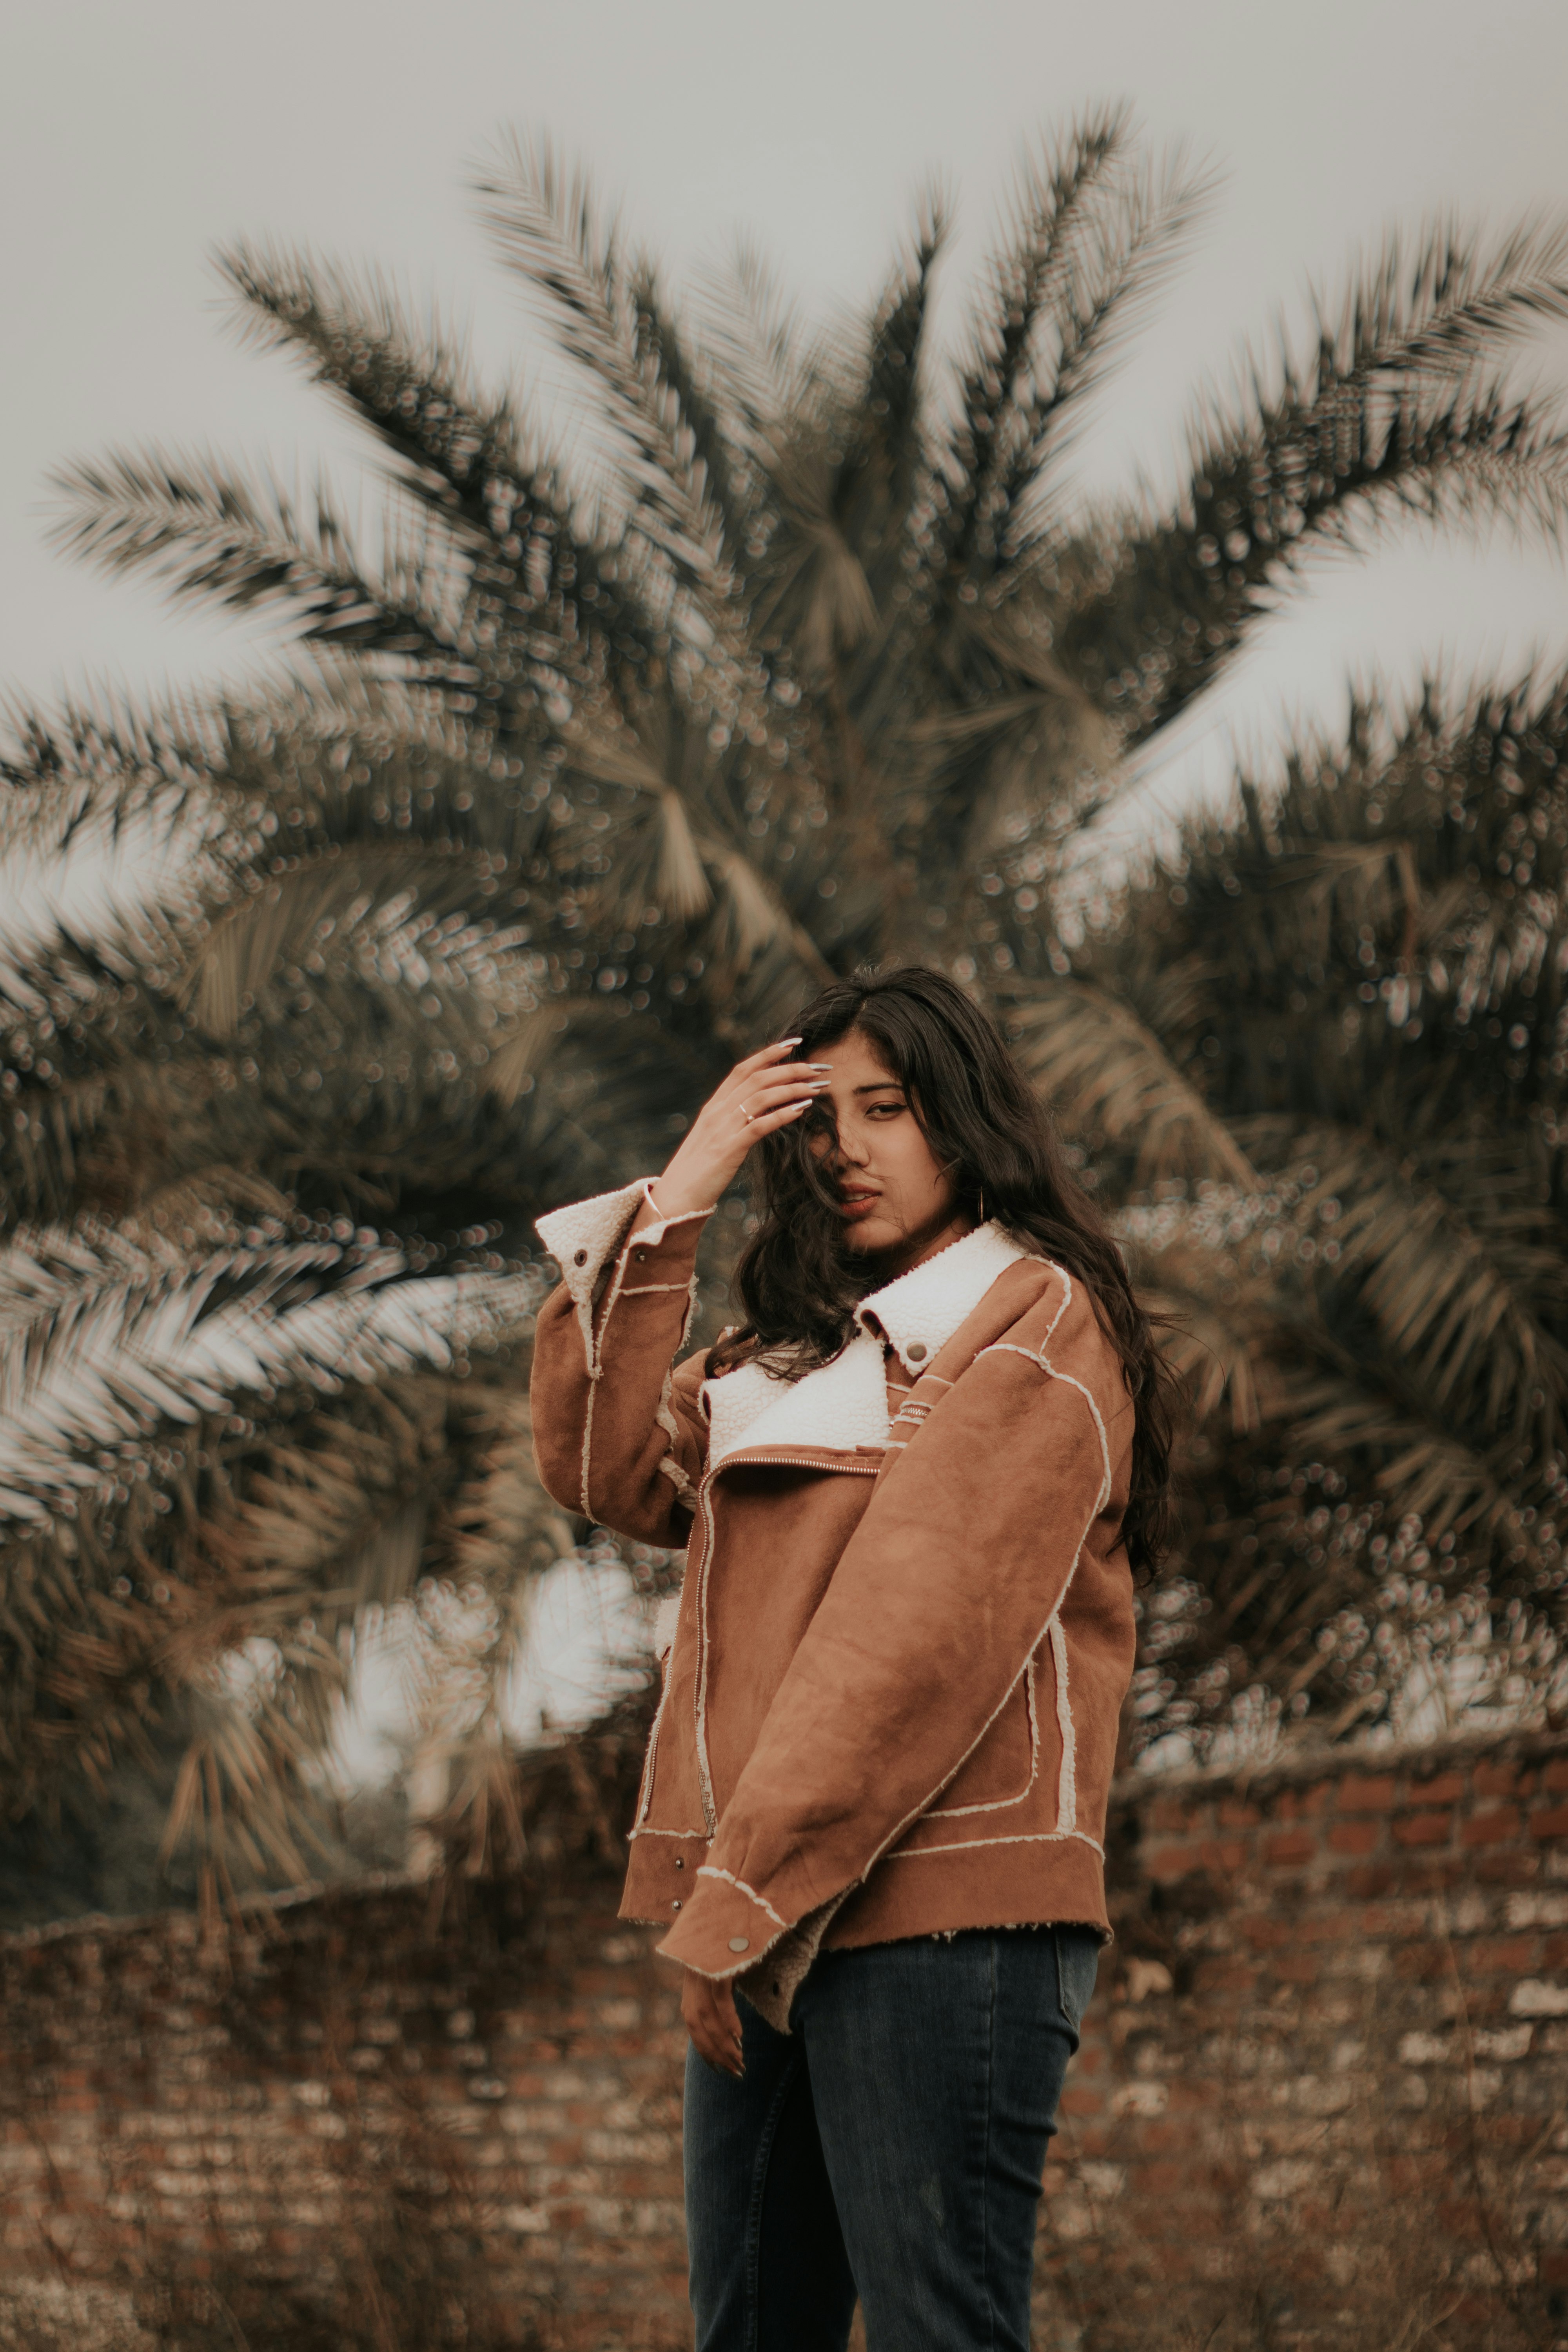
left=530, top=966, right=1174, bottom=2352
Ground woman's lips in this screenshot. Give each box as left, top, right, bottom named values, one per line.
left=837, top=1191, right=879, bottom=1221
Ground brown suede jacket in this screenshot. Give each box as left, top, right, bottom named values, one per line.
left=530, top=1179, right=1137, bottom=2029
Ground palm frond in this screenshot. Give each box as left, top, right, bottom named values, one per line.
left=989, top=137, right=1216, bottom=545
left=1007, top=978, right=1260, bottom=1187
left=473, top=135, right=728, bottom=608
left=46, top=448, right=470, bottom=678
left=220, top=242, right=533, bottom=534
left=1057, top=223, right=1568, bottom=744
left=942, top=106, right=1131, bottom=582
left=0, top=1220, right=530, bottom=1520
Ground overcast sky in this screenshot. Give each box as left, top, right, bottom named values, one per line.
left=5, top=0, right=1568, bottom=828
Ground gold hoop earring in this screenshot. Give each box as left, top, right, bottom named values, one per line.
left=978, top=1187, right=986, bottom=1223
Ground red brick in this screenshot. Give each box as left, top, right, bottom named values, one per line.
left=1142, top=1842, right=1202, bottom=1882
left=1133, top=2160, right=1188, bottom=2198
left=1136, top=2119, right=1188, bottom=2155
left=1298, top=1907, right=1363, bottom=1943
left=1, top=1738, right=1563, bottom=2347
left=1145, top=1795, right=1200, bottom=1833
left=1263, top=1829, right=1316, bottom=1866
left=1465, top=1935, right=1541, bottom=1974
left=1193, top=1959, right=1256, bottom=1993
left=1392, top=1811, right=1453, bottom=1847
left=1236, top=1911, right=1293, bottom=1949
left=1530, top=1802, right=1568, bottom=1842
left=1474, top=1849, right=1538, bottom=1887
left=1459, top=1806, right=1521, bottom=1846
left=1336, top=1774, right=1399, bottom=1812
left=1164, top=2077, right=1222, bottom=2112
left=1060, top=2087, right=1103, bottom=2117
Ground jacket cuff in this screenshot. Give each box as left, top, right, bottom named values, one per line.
left=655, top=1864, right=795, bottom=1982
left=535, top=1179, right=713, bottom=1367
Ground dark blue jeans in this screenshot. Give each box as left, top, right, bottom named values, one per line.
left=683, top=1926, right=1099, bottom=2352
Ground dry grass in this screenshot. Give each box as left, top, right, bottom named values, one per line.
left=1035, top=2011, right=1562, bottom=2351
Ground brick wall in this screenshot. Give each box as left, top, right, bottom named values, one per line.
left=1042, top=1726, right=1568, bottom=2350
left=1, top=1729, right=1564, bottom=2350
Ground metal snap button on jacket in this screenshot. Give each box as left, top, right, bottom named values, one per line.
left=906, top=1340, right=927, bottom=1361
left=728, top=1936, right=749, bottom=1953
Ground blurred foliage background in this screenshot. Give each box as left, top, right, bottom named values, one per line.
left=4, top=107, right=1568, bottom=1920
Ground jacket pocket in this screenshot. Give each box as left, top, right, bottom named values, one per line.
left=925, top=1660, right=1039, bottom=1819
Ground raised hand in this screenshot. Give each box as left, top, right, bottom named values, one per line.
left=640, top=1039, right=831, bottom=1224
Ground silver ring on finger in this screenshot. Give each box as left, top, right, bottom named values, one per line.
left=741, top=1102, right=755, bottom=1125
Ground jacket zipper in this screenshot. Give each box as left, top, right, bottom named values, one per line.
left=707, top=1450, right=880, bottom=1483
left=681, top=1448, right=882, bottom=1837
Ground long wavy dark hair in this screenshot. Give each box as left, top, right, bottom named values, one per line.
left=708, top=966, right=1177, bottom=1574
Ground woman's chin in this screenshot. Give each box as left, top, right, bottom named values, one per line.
left=841, top=1217, right=903, bottom=1256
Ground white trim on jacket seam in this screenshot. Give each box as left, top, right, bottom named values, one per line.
left=585, top=1210, right=704, bottom=1525
left=691, top=1477, right=720, bottom=1836
left=580, top=1242, right=634, bottom=1519
left=925, top=1657, right=1040, bottom=1819
left=976, top=1321, right=1114, bottom=1836
left=1049, top=1620, right=1076, bottom=1833
left=653, top=1369, right=695, bottom=1502
left=632, top=1658, right=673, bottom=1832
left=579, top=1367, right=600, bottom=1521
left=806, top=1270, right=1114, bottom=1911
left=978, top=1345, right=1113, bottom=1498
left=886, top=1825, right=1107, bottom=1862
left=695, top=1864, right=789, bottom=1929
left=1038, top=1262, right=1074, bottom=1346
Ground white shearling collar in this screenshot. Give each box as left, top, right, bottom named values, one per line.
left=706, top=1330, right=889, bottom=1467
left=854, top=1220, right=1032, bottom=1376
left=703, top=1220, right=1032, bottom=1465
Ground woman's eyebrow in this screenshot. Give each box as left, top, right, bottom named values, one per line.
left=852, top=1082, right=906, bottom=1096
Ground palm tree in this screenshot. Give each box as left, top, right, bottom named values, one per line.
left=8, top=106, right=1568, bottom=1894
left=1020, top=677, right=1568, bottom=1758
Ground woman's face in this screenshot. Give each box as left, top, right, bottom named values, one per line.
left=803, top=1028, right=970, bottom=1269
